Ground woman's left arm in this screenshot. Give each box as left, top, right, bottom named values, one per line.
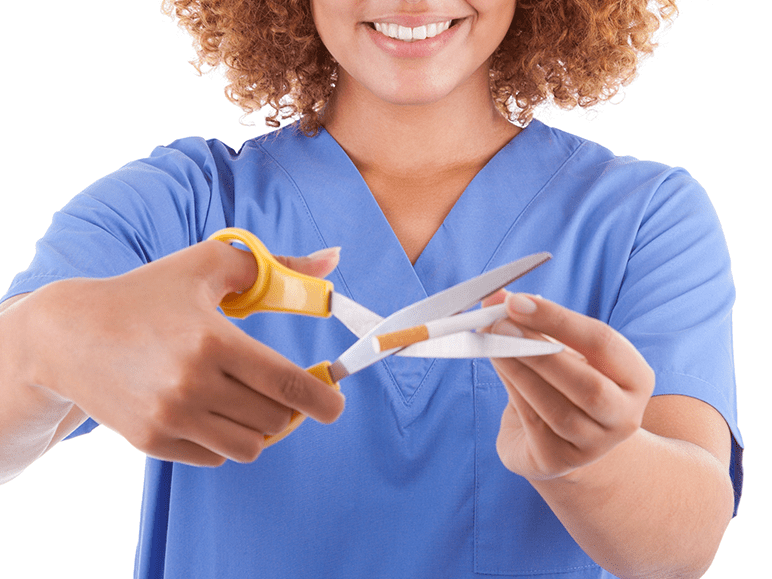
left=485, top=291, right=735, bottom=579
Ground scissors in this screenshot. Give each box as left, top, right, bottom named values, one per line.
left=210, top=228, right=562, bottom=446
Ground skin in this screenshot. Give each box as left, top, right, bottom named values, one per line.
left=1, top=1, right=735, bottom=577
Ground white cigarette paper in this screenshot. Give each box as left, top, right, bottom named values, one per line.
left=373, top=303, right=509, bottom=352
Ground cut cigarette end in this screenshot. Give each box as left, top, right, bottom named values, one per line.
left=373, top=325, right=430, bottom=352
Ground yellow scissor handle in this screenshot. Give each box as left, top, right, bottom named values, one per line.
left=209, top=228, right=333, bottom=319
left=263, top=360, right=340, bottom=447
left=209, top=229, right=340, bottom=446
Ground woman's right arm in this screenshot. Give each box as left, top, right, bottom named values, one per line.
left=0, top=293, right=88, bottom=484
left=0, top=241, right=345, bottom=484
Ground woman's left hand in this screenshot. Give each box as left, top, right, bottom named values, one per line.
left=482, top=291, right=655, bottom=481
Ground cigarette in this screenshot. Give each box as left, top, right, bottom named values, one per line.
left=373, top=303, right=509, bottom=352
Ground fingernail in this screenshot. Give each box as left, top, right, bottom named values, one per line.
left=307, top=247, right=341, bottom=261
left=491, top=319, right=524, bottom=337
left=506, top=293, right=537, bottom=315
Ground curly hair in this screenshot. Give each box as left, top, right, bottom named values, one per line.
left=162, top=0, right=677, bottom=134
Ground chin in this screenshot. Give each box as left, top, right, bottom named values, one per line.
left=371, top=81, right=461, bottom=108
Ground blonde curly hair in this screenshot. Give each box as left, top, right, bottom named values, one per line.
left=162, top=0, right=678, bottom=134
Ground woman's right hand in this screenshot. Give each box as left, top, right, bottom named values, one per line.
left=11, top=240, right=345, bottom=467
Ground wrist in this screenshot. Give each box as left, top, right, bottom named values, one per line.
left=527, top=427, right=648, bottom=492
left=0, top=292, right=79, bottom=483
left=2, top=287, right=76, bottom=408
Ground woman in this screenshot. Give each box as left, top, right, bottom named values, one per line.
left=0, top=1, right=741, bottom=577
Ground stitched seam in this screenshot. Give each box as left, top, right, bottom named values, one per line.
left=484, top=141, right=588, bottom=273
left=474, top=563, right=600, bottom=576
left=653, top=370, right=733, bottom=412
left=252, top=140, right=361, bottom=304
left=381, top=360, right=409, bottom=406
left=473, top=360, right=482, bottom=572
left=402, top=358, right=439, bottom=407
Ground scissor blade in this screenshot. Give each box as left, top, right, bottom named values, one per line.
left=395, top=332, right=563, bottom=358
left=330, top=292, right=384, bottom=338
left=328, top=252, right=551, bottom=382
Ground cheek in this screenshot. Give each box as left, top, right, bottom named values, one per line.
left=310, top=0, right=347, bottom=53
left=475, top=0, right=517, bottom=36
left=460, top=1, right=515, bottom=64
left=470, top=0, right=518, bottom=14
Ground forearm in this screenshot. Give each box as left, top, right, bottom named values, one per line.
left=530, top=427, right=734, bottom=579
left=486, top=294, right=737, bottom=578
left=0, top=294, right=84, bottom=484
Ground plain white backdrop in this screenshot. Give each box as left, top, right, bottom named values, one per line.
left=1, top=0, right=769, bottom=576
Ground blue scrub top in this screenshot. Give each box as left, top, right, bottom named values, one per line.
left=3, top=120, right=742, bottom=578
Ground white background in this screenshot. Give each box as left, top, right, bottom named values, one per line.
left=1, top=1, right=769, bottom=576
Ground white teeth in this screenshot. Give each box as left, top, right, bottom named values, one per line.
left=373, top=20, right=452, bottom=42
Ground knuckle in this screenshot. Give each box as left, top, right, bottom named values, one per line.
left=232, top=435, right=265, bottom=463
left=546, top=404, right=580, bottom=436
left=262, top=408, right=294, bottom=436
left=579, top=377, right=611, bottom=416
left=207, top=455, right=229, bottom=467
left=185, top=326, right=223, bottom=358
left=274, top=371, right=310, bottom=404
left=641, top=363, right=656, bottom=396
left=591, top=322, right=618, bottom=358
left=622, top=407, right=645, bottom=436
left=146, top=376, right=201, bottom=433
left=608, top=400, right=645, bottom=439
left=617, top=415, right=642, bottom=440
left=129, top=425, right=166, bottom=456
left=147, top=396, right=186, bottom=433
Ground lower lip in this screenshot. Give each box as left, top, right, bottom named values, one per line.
left=364, top=20, right=463, bottom=58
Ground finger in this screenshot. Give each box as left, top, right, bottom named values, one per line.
left=208, top=375, right=294, bottom=435
left=503, top=293, right=654, bottom=393
left=148, top=413, right=267, bottom=465
left=491, top=318, right=629, bottom=429
left=217, top=319, right=345, bottom=424
left=494, top=365, right=585, bottom=477
left=491, top=355, right=604, bottom=447
left=196, top=413, right=269, bottom=463
left=144, top=438, right=229, bottom=467
left=276, top=247, right=341, bottom=278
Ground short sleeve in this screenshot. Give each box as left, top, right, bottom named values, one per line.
left=1, top=137, right=231, bottom=302
left=608, top=170, right=743, bottom=512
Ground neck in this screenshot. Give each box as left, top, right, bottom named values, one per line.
left=320, top=66, right=520, bottom=178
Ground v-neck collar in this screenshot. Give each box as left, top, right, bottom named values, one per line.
left=254, top=120, right=579, bottom=405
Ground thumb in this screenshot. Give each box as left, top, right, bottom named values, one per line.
left=195, top=240, right=260, bottom=302
left=481, top=288, right=508, bottom=308
left=275, top=247, right=341, bottom=279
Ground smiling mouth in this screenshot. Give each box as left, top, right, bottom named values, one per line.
left=369, top=19, right=460, bottom=42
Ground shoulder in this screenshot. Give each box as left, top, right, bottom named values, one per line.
left=152, top=125, right=333, bottom=197
left=91, top=125, right=312, bottom=217
left=527, top=120, right=690, bottom=186
left=524, top=120, right=714, bottom=222
left=143, top=123, right=310, bottom=174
